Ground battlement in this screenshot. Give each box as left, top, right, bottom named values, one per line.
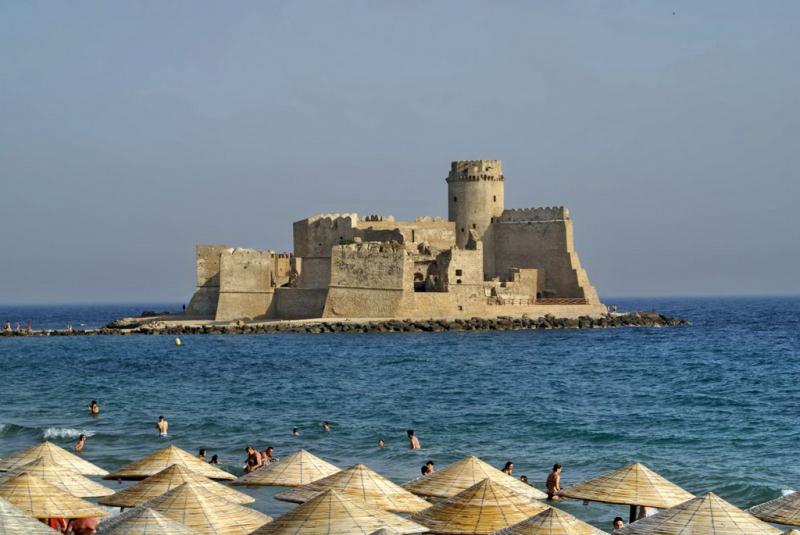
left=303, top=213, right=358, bottom=226
left=446, top=160, right=504, bottom=183
left=496, top=206, right=570, bottom=223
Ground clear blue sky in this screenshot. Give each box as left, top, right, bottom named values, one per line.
left=1, top=1, right=798, bottom=303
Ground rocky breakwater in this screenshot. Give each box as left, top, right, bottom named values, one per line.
left=1, top=312, right=688, bottom=337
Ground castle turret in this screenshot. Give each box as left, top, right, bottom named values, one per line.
left=446, top=160, right=504, bottom=277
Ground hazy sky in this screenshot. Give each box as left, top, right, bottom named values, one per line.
left=1, top=1, right=798, bottom=303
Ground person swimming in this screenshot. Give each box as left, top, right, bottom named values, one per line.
left=209, top=454, right=219, bottom=465
left=88, top=400, right=99, bottom=415
left=292, top=427, right=300, bottom=437
left=262, top=446, right=274, bottom=465
left=156, top=416, right=168, bottom=437
left=407, top=429, right=421, bottom=449
left=74, top=434, right=87, bottom=452
left=613, top=517, right=625, bottom=530
left=198, top=448, right=207, bottom=461
left=421, top=460, right=435, bottom=475
left=377, top=438, right=385, bottom=447
left=502, top=461, right=513, bottom=476
left=243, top=445, right=262, bottom=473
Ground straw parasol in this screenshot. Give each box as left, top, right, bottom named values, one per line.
left=275, top=463, right=431, bottom=513
left=0, top=496, right=60, bottom=534
left=749, top=492, right=800, bottom=526
left=141, top=482, right=270, bottom=534
left=613, top=492, right=782, bottom=534
left=0, top=472, right=108, bottom=519
left=251, top=488, right=428, bottom=535
left=371, top=529, right=401, bottom=535
left=783, top=530, right=800, bottom=535
left=104, top=445, right=236, bottom=481
left=231, top=449, right=340, bottom=487
left=97, top=507, right=199, bottom=534
left=0, top=441, right=108, bottom=476
left=560, top=462, right=694, bottom=523
left=99, top=464, right=253, bottom=508
left=411, top=478, right=549, bottom=534
left=403, top=455, right=547, bottom=500
left=2, top=457, right=114, bottom=498
left=495, top=506, right=608, bottom=535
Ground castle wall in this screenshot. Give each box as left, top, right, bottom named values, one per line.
left=273, top=288, right=328, bottom=319
left=493, top=207, right=600, bottom=303
left=186, top=244, right=227, bottom=317
left=215, top=248, right=275, bottom=321
left=437, top=246, right=484, bottom=290
left=322, top=241, right=414, bottom=318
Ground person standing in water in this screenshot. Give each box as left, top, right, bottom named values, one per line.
left=377, top=439, right=385, bottom=447
left=321, top=421, right=331, bottom=432
left=546, top=464, right=562, bottom=500
left=502, top=461, right=514, bottom=476
left=292, top=427, right=300, bottom=436
left=243, top=446, right=262, bottom=473
left=74, top=434, right=87, bottom=452
left=407, top=429, right=421, bottom=449
left=88, top=401, right=99, bottom=415
left=198, top=449, right=207, bottom=461
left=156, top=416, right=169, bottom=437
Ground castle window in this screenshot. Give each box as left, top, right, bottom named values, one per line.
left=453, top=196, right=457, bottom=202
left=461, top=228, right=465, bottom=233
left=472, top=223, right=476, bottom=229
left=411, top=230, right=415, bottom=242
left=493, top=195, right=497, bottom=202
left=456, top=279, right=462, bottom=284
left=455, top=269, right=463, bottom=276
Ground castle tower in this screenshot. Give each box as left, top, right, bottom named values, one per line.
left=446, top=160, right=505, bottom=277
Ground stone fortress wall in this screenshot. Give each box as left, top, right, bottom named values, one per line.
left=186, top=160, right=605, bottom=322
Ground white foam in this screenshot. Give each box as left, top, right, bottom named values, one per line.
left=782, top=489, right=795, bottom=496
left=42, top=427, right=96, bottom=439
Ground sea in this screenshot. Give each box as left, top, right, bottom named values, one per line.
left=0, top=296, right=798, bottom=530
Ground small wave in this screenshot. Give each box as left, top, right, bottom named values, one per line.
left=782, top=489, right=795, bottom=496
left=42, top=427, right=96, bottom=439
left=0, top=423, right=29, bottom=437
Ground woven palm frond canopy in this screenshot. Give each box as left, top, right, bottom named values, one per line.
left=97, top=507, right=199, bottom=535
left=232, top=449, right=340, bottom=487
left=371, top=529, right=401, bottom=535
left=411, top=478, right=549, bottom=534
left=0, top=496, right=61, bottom=534
left=403, top=455, right=547, bottom=500
left=0, top=472, right=108, bottom=519
left=275, top=463, right=431, bottom=513
left=141, top=482, right=270, bottom=534
left=99, top=463, right=252, bottom=508
left=560, top=462, right=694, bottom=509
left=749, top=491, right=800, bottom=527
left=252, top=488, right=428, bottom=535
left=782, top=530, right=800, bottom=535
left=0, top=441, right=108, bottom=476
left=495, top=506, right=608, bottom=535
left=104, top=445, right=235, bottom=481
left=2, top=457, right=114, bottom=498
left=614, top=492, right=782, bottom=534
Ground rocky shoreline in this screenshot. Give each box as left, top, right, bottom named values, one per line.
left=1, top=312, right=688, bottom=337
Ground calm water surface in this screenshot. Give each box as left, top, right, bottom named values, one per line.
left=1, top=297, right=798, bottom=529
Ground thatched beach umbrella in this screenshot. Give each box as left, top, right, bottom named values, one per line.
left=97, top=507, right=199, bottom=535
left=0, top=473, right=108, bottom=519
left=750, top=492, right=800, bottom=526
left=371, top=529, right=401, bottom=535
left=252, top=488, right=427, bottom=535
left=0, top=441, right=108, bottom=476
left=141, top=482, right=270, bottom=534
left=231, top=449, right=340, bottom=487
left=411, top=478, right=549, bottom=534
left=404, top=455, right=547, bottom=500
left=275, top=463, right=431, bottom=513
left=3, top=457, right=114, bottom=498
left=560, top=462, right=693, bottom=523
left=0, top=496, right=60, bottom=534
left=613, top=492, right=781, bottom=534
left=99, top=464, right=253, bottom=508
left=494, top=506, right=608, bottom=535
left=104, top=445, right=235, bottom=481
left=783, top=530, right=800, bottom=535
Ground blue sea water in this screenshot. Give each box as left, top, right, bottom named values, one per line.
left=0, top=296, right=798, bottom=529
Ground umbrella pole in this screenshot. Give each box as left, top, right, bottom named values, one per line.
left=629, top=504, right=637, bottom=523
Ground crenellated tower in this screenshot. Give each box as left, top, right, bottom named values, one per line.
left=446, top=160, right=505, bottom=277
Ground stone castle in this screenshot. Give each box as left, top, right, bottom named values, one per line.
left=186, top=160, right=605, bottom=321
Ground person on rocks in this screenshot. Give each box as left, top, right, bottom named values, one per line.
left=546, top=464, right=562, bottom=500
left=407, top=429, right=421, bottom=449
left=243, top=445, right=262, bottom=473
left=156, top=416, right=168, bottom=437
left=262, top=446, right=275, bottom=465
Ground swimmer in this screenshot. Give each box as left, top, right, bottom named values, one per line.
left=321, top=421, right=331, bottom=432
left=88, top=400, right=100, bottom=415
left=502, top=461, right=513, bottom=476
left=407, top=429, right=421, bottom=449
left=74, top=434, right=87, bottom=452
left=156, top=416, right=169, bottom=437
